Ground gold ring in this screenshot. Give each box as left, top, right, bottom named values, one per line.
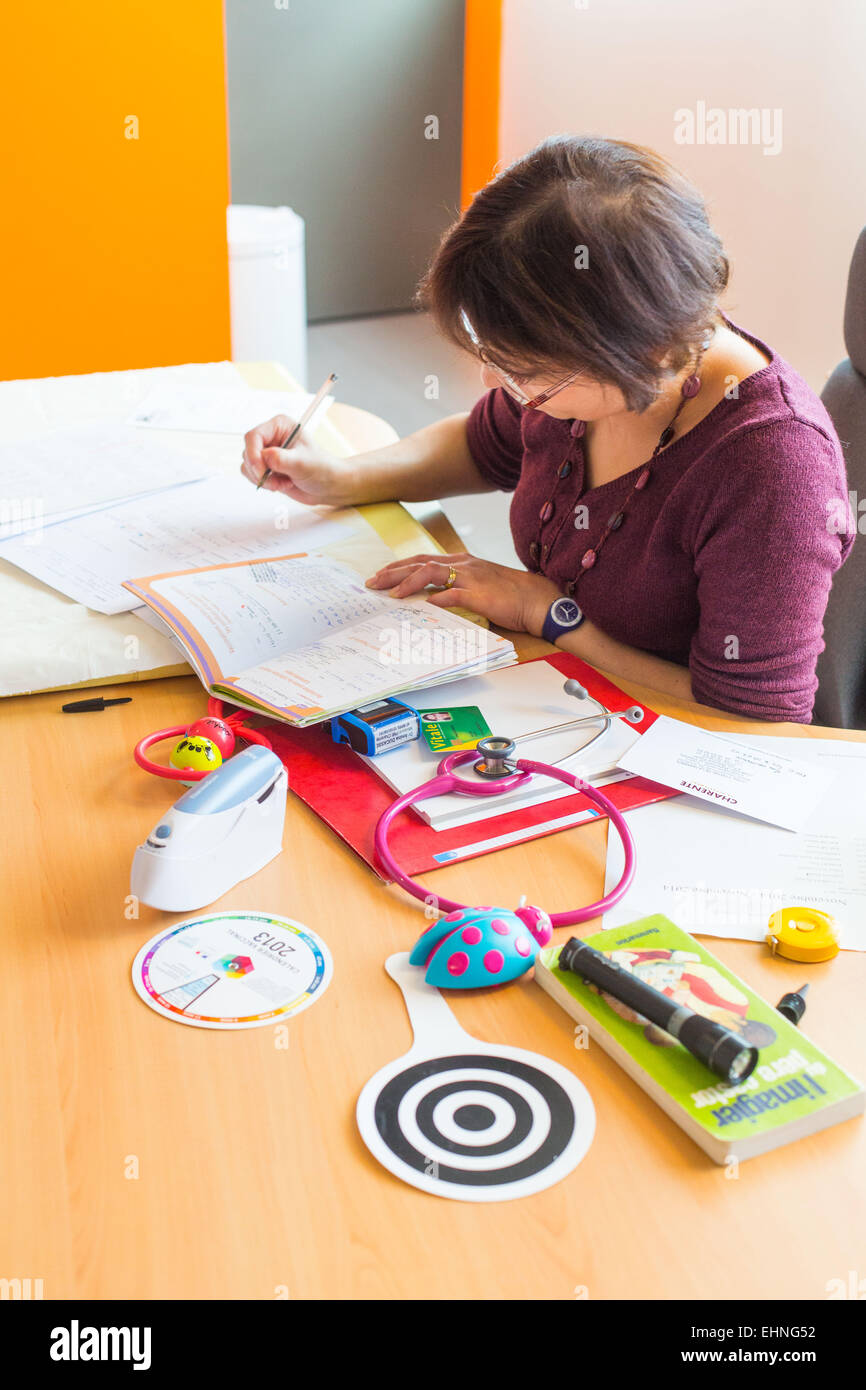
left=443, top=565, right=458, bottom=589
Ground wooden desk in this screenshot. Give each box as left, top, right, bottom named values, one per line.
left=2, top=417, right=865, bottom=1302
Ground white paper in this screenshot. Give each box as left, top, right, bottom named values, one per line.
left=618, top=714, right=832, bottom=832
left=130, top=602, right=189, bottom=655
left=0, top=423, right=214, bottom=518
left=0, top=360, right=363, bottom=697
left=0, top=563, right=191, bottom=697
left=128, top=384, right=333, bottom=435
left=363, top=660, right=640, bottom=830
left=0, top=360, right=244, bottom=440
left=0, top=488, right=193, bottom=541
left=0, top=476, right=364, bottom=614
left=604, top=737, right=866, bottom=949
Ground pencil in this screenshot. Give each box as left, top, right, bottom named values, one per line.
left=256, top=372, right=338, bottom=491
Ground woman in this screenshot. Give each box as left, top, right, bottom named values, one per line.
left=241, top=137, right=853, bottom=723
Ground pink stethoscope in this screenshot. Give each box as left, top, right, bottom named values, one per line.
left=374, top=728, right=637, bottom=928
left=134, top=689, right=637, bottom=934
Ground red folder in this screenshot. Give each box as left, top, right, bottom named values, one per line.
left=262, top=653, right=677, bottom=878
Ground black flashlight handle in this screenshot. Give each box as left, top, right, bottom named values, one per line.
left=557, top=937, right=758, bottom=1084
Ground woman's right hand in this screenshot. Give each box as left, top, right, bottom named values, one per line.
left=240, top=414, right=360, bottom=506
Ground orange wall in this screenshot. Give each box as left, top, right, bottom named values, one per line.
left=0, top=1, right=231, bottom=380
left=461, top=0, right=503, bottom=208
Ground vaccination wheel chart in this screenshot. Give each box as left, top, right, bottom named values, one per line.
left=131, top=911, right=332, bottom=1029
left=356, top=953, right=595, bottom=1202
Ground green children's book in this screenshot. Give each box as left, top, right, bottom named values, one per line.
left=535, top=915, right=865, bottom=1164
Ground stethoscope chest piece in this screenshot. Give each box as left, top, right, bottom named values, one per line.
left=473, top=735, right=518, bottom=779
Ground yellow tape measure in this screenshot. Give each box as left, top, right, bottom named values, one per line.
left=766, top=907, right=840, bottom=962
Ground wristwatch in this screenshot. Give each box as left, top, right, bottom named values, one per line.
left=542, top=595, right=585, bottom=644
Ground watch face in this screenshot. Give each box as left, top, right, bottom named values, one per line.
left=551, top=597, right=582, bottom=627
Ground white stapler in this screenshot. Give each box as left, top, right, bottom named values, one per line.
left=131, top=745, right=288, bottom=912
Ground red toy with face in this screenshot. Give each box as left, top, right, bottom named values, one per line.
left=187, top=716, right=236, bottom=760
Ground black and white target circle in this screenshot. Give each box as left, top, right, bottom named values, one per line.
left=357, top=1047, right=595, bottom=1202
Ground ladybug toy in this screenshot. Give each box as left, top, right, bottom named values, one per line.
left=410, top=903, right=553, bottom=988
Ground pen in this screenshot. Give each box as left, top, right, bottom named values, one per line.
left=256, top=371, right=338, bottom=491
left=62, top=696, right=132, bottom=713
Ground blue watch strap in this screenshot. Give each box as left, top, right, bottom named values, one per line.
left=542, top=596, right=584, bottom=643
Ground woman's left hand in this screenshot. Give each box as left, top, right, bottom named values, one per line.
left=365, top=551, right=561, bottom=637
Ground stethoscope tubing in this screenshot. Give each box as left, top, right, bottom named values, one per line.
left=374, top=750, right=636, bottom=926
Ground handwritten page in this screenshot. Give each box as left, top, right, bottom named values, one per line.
left=0, top=423, right=214, bottom=518
left=142, top=555, right=395, bottom=677
left=128, top=384, right=333, bottom=435
left=231, top=604, right=511, bottom=719
left=0, top=476, right=365, bottom=614
left=125, top=554, right=515, bottom=723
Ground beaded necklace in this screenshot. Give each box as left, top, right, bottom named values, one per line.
left=527, top=354, right=706, bottom=597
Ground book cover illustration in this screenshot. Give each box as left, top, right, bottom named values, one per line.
left=538, top=915, right=864, bottom=1159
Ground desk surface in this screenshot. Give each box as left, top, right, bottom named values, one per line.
left=3, top=410, right=865, bottom=1302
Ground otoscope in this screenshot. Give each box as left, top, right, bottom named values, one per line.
left=557, top=937, right=759, bottom=1084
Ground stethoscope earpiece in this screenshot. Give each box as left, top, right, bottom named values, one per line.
left=562, top=679, right=589, bottom=701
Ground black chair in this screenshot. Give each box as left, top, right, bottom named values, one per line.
left=814, top=228, right=866, bottom=729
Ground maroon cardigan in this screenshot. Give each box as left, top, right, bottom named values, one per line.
left=466, top=322, right=854, bottom=722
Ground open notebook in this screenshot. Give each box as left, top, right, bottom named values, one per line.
left=124, top=551, right=515, bottom=726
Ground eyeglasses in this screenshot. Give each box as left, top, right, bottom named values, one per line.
left=460, top=309, right=584, bottom=409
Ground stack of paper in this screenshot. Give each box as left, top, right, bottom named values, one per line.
left=0, top=360, right=391, bottom=698
left=0, top=360, right=244, bottom=441
left=0, top=474, right=369, bottom=614
left=0, top=423, right=214, bottom=533
left=0, top=376, right=362, bottom=617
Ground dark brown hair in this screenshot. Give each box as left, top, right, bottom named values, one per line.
left=419, top=135, right=729, bottom=411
